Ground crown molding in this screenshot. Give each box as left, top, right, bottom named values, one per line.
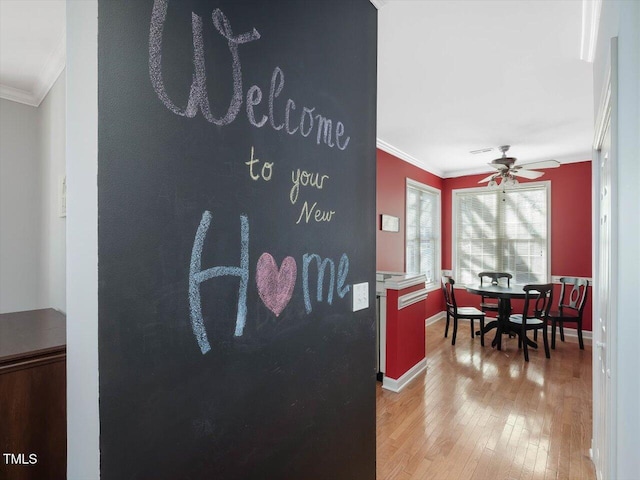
left=376, top=138, right=444, bottom=177
left=580, top=0, right=602, bottom=63
left=0, top=84, right=39, bottom=107
left=33, top=34, right=66, bottom=106
left=0, top=34, right=65, bottom=107
left=369, top=0, right=387, bottom=9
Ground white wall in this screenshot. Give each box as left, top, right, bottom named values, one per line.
left=0, top=98, right=45, bottom=313
left=593, top=1, right=640, bottom=478
left=40, top=71, right=67, bottom=313
left=0, top=71, right=66, bottom=315
left=66, top=1, right=99, bottom=478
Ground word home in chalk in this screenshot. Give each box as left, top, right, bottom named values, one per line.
left=189, top=211, right=351, bottom=354
left=149, top=2, right=351, bottom=150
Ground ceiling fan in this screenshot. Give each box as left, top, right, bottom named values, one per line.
left=477, top=145, right=560, bottom=187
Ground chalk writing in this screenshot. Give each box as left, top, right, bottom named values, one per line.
left=302, top=253, right=350, bottom=313
left=149, top=2, right=351, bottom=150
left=296, top=201, right=336, bottom=224
left=246, top=147, right=273, bottom=181
left=150, top=1, right=260, bottom=124
left=256, top=253, right=297, bottom=316
left=189, top=211, right=249, bottom=354
left=289, top=169, right=329, bottom=204
left=188, top=212, right=351, bottom=351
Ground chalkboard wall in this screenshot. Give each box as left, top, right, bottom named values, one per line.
left=98, top=1, right=377, bottom=478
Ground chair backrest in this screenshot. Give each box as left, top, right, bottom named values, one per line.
left=558, top=277, right=589, bottom=316
left=479, top=271, right=512, bottom=287
left=522, top=283, right=554, bottom=323
left=441, top=276, right=457, bottom=312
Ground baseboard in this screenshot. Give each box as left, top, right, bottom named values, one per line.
left=551, top=326, right=592, bottom=346
left=426, top=314, right=592, bottom=346
left=382, top=358, right=427, bottom=393
left=425, top=311, right=445, bottom=326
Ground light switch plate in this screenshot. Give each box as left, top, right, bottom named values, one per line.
left=352, top=282, right=369, bottom=311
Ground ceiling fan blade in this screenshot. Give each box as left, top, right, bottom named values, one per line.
left=488, top=163, right=507, bottom=170
left=478, top=173, right=498, bottom=183
left=519, top=159, right=560, bottom=170
left=512, top=169, right=544, bottom=179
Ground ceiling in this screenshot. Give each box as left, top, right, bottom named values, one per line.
left=0, top=0, right=594, bottom=177
left=377, top=0, right=594, bottom=177
left=0, top=0, right=65, bottom=107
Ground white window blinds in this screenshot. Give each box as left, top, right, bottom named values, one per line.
left=454, top=183, right=549, bottom=285
left=406, top=180, right=440, bottom=287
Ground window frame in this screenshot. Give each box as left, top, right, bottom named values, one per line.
left=405, top=178, right=441, bottom=291
left=451, top=181, right=551, bottom=286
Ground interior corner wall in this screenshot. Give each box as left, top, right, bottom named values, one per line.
left=0, top=72, right=66, bottom=316
left=39, top=70, right=67, bottom=313
left=376, top=148, right=445, bottom=318
left=0, top=98, right=45, bottom=313
left=595, top=1, right=640, bottom=477
left=66, top=0, right=100, bottom=477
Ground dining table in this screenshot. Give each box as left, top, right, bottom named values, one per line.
left=465, top=283, right=538, bottom=350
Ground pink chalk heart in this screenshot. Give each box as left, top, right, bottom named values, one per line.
left=256, top=253, right=297, bottom=317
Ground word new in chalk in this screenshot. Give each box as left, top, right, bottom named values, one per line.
left=149, top=2, right=350, bottom=151
left=189, top=211, right=351, bottom=354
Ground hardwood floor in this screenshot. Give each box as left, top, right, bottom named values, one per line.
left=376, top=319, right=595, bottom=480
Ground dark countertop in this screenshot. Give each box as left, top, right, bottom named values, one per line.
left=0, top=308, right=66, bottom=365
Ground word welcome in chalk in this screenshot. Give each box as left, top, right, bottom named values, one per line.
left=149, top=1, right=350, bottom=151
left=189, top=211, right=351, bottom=354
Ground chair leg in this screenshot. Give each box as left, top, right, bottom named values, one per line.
left=533, top=329, right=538, bottom=342
left=452, top=316, right=458, bottom=345
left=479, top=317, right=485, bottom=347
left=543, top=325, right=550, bottom=359
left=551, top=320, right=557, bottom=349
left=559, top=322, right=565, bottom=342
left=522, top=327, right=530, bottom=362
left=577, top=321, right=584, bottom=349
left=444, top=312, right=450, bottom=338
left=470, top=318, right=475, bottom=338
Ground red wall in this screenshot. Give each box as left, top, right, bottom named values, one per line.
left=377, top=148, right=593, bottom=331
left=376, top=149, right=444, bottom=320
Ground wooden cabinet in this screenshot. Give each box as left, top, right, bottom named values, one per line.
left=0, top=309, right=66, bottom=480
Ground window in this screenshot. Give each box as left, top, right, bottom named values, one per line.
left=453, top=182, right=550, bottom=285
left=406, top=179, right=441, bottom=288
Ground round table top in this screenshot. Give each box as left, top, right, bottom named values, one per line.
left=465, top=284, right=528, bottom=299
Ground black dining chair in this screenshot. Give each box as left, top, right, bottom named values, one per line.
left=548, top=277, right=589, bottom=350
left=505, top=283, right=553, bottom=362
left=441, top=276, right=486, bottom=346
left=478, top=272, right=513, bottom=314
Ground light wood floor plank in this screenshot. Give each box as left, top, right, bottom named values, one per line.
left=377, top=319, right=596, bottom=479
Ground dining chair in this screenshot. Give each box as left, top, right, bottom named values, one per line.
left=506, top=283, right=553, bottom=362
left=478, top=271, right=512, bottom=314
left=548, top=277, right=589, bottom=350
left=441, top=276, right=486, bottom=346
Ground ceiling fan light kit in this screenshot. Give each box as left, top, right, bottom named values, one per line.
left=477, top=145, right=559, bottom=188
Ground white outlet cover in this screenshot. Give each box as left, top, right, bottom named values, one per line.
left=352, top=282, right=369, bottom=312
